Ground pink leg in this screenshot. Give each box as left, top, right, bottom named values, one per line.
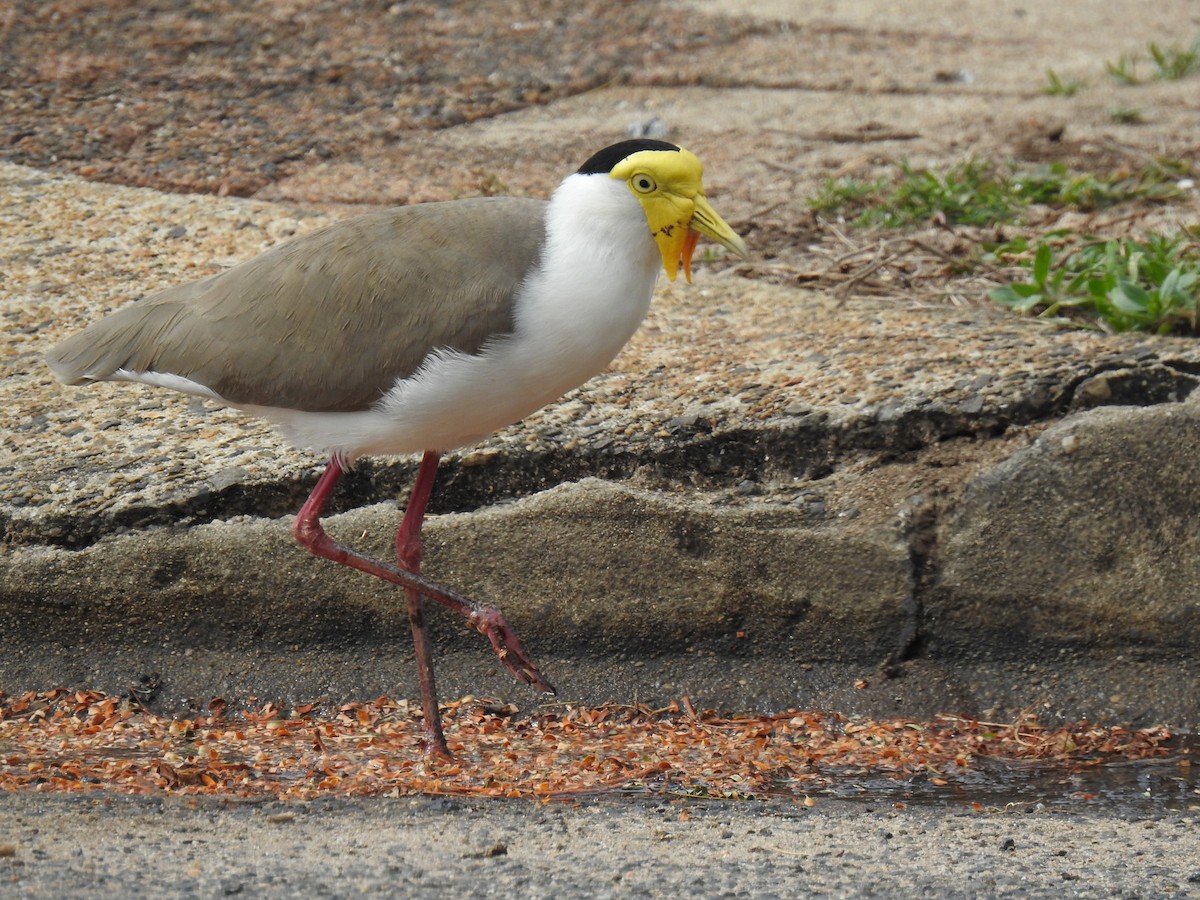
left=291, top=457, right=555, bottom=752
left=395, top=451, right=449, bottom=757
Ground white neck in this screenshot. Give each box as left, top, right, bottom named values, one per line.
left=516, top=173, right=661, bottom=356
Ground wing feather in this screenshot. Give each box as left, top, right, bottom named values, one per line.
left=46, top=197, right=548, bottom=412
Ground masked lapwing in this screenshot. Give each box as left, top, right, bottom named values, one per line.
left=45, top=138, right=748, bottom=756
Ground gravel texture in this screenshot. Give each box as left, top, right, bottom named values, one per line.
left=2, top=793, right=1200, bottom=898
left=0, top=0, right=751, bottom=196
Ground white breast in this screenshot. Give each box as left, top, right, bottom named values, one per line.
left=256, top=175, right=661, bottom=460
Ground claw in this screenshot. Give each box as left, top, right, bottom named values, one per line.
left=468, top=605, right=556, bottom=694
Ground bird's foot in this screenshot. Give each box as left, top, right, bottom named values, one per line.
left=467, top=606, right=556, bottom=695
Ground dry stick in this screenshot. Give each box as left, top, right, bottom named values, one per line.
left=817, top=216, right=860, bottom=252
left=834, top=252, right=902, bottom=301
left=760, top=159, right=806, bottom=176
left=749, top=198, right=792, bottom=220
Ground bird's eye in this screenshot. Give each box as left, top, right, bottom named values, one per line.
left=631, top=173, right=656, bottom=193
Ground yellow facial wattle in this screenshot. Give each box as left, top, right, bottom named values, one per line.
left=610, top=146, right=747, bottom=282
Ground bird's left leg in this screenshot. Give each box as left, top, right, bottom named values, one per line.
left=394, top=450, right=450, bottom=757
left=291, top=458, right=555, bottom=698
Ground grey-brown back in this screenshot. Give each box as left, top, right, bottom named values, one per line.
left=46, top=197, right=548, bottom=412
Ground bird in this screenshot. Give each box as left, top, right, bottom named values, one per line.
left=45, top=138, right=748, bottom=757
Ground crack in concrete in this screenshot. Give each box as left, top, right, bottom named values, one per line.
left=7, top=358, right=1198, bottom=553
left=873, top=358, right=1200, bottom=679
left=885, top=496, right=938, bottom=673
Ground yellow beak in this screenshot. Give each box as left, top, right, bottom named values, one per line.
left=648, top=193, right=748, bottom=283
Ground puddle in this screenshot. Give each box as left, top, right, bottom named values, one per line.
left=819, top=752, right=1199, bottom=813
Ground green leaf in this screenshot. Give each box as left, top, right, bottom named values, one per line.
left=989, top=286, right=1043, bottom=311
left=1108, top=280, right=1152, bottom=314
left=1032, top=242, right=1052, bottom=285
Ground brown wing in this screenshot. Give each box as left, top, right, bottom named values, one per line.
left=46, top=197, right=548, bottom=412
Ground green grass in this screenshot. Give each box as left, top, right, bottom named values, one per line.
left=810, top=159, right=1027, bottom=228
left=1043, top=69, right=1086, bottom=96
left=1147, top=39, right=1200, bottom=80
left=986, top=233, right=1200, bottom=334
left=1106, top=37, right=1200, bottom=84
left=1107, top=106, right=1144, bottom=124
left=808, top=174, right=888, bottom=214
left=809, top=159, right=1188, bottom=229
left=1105, top=52, right=1142, bottom=85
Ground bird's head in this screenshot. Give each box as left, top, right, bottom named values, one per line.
left=578, top=140, right=748, bottom=282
